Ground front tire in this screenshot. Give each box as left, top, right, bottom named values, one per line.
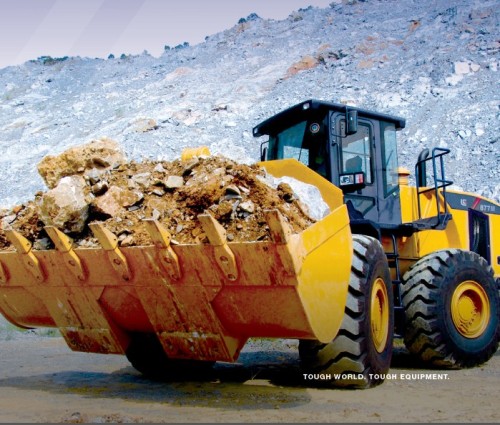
left=126, top=333, right=214, bottom=380
left=299, top=234, right=394, bottom=388
left=401, top=249, right=500, bottom=368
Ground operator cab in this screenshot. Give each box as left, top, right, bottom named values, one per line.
left=254, top=99, right=406, bottom=230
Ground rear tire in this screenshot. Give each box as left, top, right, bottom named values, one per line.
left=126, top=333, right=214, bottom=380
left=299, top=234, right=394, bottom=388
left=401, top=249, right=500, bottom=368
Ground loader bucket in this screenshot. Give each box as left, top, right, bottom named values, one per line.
left=0, top=159, right=352, bottom=363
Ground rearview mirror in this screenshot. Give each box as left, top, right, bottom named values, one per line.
left=346, top=110, right=358, bottom=135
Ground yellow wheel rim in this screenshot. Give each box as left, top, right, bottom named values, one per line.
left=371, top=277, right=390, bottom=353
left=451, top=281, right=490, bottom=339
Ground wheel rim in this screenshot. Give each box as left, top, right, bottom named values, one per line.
left=371, top=277, right=390, bottom=353
left=451, top=281, right=490, bottom=339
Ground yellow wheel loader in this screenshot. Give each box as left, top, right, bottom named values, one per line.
left=0, top=99, right=498, bottom=389
left=255, top=100, right=500, bottom=385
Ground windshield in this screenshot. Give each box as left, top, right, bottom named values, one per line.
left=267, top=119, right=328, bottom=177
left=268, top=120, right=308, bottom=164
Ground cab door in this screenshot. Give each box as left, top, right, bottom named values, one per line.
left=330, top=112, right=402, bottom=226
left=331, top=112, right=379, bottom=222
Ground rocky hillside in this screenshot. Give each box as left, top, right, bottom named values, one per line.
left=0, top=0, right=498, bottom=209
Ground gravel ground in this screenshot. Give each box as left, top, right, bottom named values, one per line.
left=0, top=334, right=499, bottom=423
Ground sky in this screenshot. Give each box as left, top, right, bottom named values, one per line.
left=0, top=0, right=334, bottom=69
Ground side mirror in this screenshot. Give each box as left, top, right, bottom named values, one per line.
left=346, top=110, right=358, bottom=135
left=260, top=141, right=269, bottom=161
left=416, top=148, right=430, bottom=187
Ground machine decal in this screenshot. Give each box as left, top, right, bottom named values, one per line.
left=446, top=192, right=500, bottom=215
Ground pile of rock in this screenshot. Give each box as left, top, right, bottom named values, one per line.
left=0, top=139, right=319, bottom=250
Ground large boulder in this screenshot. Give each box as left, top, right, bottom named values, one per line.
left=92, top=186, right=144, bottom=217
left=37, top=137, right=127, bottom=189
left=38, top=176, right=91, bottom=234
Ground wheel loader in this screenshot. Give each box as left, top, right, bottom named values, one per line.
left=0, top=99, right=499, bottom=389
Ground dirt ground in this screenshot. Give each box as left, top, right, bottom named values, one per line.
left=0, top=335, right=498, bottom=423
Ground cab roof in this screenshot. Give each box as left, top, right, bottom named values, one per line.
left=252, top=99, right=406, bottom=137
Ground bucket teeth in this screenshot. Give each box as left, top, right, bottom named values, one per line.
left=44, top=226, right=86, bottom=281
left=198, top=213, right=238, bottom=281
left=4, top=229, right=33, bottom=254
left=4, top=229, right=45, bottom=283
left=143, top=219, right=181, bottom=281
left=265, top=209, right=292, bottom=244
left=264, top=209, right=305, bottom=277
left=89, top=223, right=131, bottom=281
left=0, top=260, right=9, bottom=284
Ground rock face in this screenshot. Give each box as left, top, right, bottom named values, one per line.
left=0, top=1, right=499, bottom=207
left=37, top=138, right=127, bottom=189
left=38, top=176, right=90, bottom=233
left=0, top=0, right=499, bottom=210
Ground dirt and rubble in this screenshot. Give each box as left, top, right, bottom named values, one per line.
left=0, top=138, right=318, bottom=251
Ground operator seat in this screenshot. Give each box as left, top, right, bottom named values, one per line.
left=345, top=155, right=362, bottom=173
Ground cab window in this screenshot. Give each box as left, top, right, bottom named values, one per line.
left=339, top=121, right=373, bottom=184
left=381, top=122, right=399, bottom=196
left=267, top=119, right=328, bottom=178
left=268, top=121, right=307, bottom=164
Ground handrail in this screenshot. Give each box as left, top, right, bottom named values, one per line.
left=415, top=147, right=453, bottom=228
